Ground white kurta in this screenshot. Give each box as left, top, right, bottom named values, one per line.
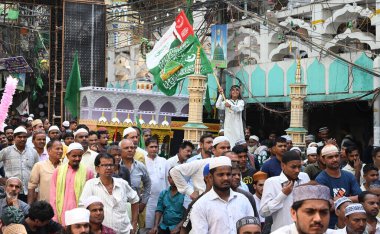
left=144, top=155, right=168, bottom=228
left=216, top=95, right=245, bottom=146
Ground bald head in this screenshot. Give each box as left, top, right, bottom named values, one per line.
left=119, top=139, right=136, bottom=160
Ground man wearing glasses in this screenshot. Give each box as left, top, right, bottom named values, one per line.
left=80, top=153, right=140, bottom=234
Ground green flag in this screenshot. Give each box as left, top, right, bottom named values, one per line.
left=185, top=0, right=194, bottom=26
left=135, top=116, right=145, bottom=149
left=146, top=11, right=213, bottom=96
left=64, top=52, right=82, bottom=118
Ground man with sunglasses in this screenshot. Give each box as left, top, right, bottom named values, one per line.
left=259, top=150, right=310, bottom=232
left=80, top=153, right=140, bottom=234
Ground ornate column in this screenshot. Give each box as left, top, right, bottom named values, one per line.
left=286, top=58, right=308, bottom=148
left=183, top=47, right=208, bottom=146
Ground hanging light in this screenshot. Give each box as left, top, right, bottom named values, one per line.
left=161, top=116, right=169, bottom=126
left=111, top=112, right=120, bottom=124
left=149, top=115, right=157, bottom=125
left=98, top=112, right=108, bottom=123
left=123, top=113, right=133, bottom=124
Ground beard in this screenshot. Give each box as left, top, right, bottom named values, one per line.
left=6, top=191, right=17, bottom=199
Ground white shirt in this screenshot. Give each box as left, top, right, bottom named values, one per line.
left=137, top=147, right=148, bottom=156
left=216, top=95, right=245, bottom=146
left=80, top=149, right=98, bottom=175
left=190, top=188, right=254, bottom=234
left=145, top=155, right=168, bottom=228
left=79, top=177, right=140, bottom=234
left=170, top=158, right=211, bottom=196
left=342, top=163, right=365, bottom=185
left=167, top=155, right=184, bottom=169
left=272, top=223, right=332, bottom=234
left=260, top=171, right=310, bottom=232
left=253, top=194, right=265, bottom=223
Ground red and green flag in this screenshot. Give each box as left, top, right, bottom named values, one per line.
left=146, top=11, right=212, bottom=96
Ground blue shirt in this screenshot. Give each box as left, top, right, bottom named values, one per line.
left=156, top=187, right=185, bottom=230
left=316, top=170, right=362, bottom=228
left=261, top=157, right=281, bottom=178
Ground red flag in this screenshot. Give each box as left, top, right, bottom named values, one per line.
left=113, top=127, right=118, bottom=142
left=175, top=11, right=194, bottom=42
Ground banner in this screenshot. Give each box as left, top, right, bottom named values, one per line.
left=211, top=24, right=228, bottom=68
left=147, top=11, right=212, bottom=96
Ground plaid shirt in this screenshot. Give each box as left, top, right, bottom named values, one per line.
left=0, top=145, right=39, bottom=194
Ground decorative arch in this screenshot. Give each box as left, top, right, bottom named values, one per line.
left=181, top=104, right=189, bottom=115
left=268, top=63, right=284, bottom=96
left=286, top=61, right=304, bottom=95
left=236, top=68, right=250, bottom=98
left=353, top=53, right=373, bottom=92
left=251, top=65, right=266, bottom=97
left=160, top=102, right=176, bottom=113
left=139, top=100, right=155, bottom=111
left=94, top=96, right=112, bottom=109
left=81, top=96, right=88, bottom=107
left=329, top=59, right=349, bottom=93
left=307, top=59, right=326, bottom=94
left=116, top=98, right=134, bottom=110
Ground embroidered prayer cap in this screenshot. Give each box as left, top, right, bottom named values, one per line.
left=236, top=216, right=261, bottom=232
left=3, top=224, right=27, bottom=234
left=65, top=208, right=90, bottom=226
left=31, top=119, right=43, bottom=127
left=209, top=156, right=232, bottom=170
left=281, top=135, right=292, bottom=141
left=82, top=196, right=103, bottom=208
left=6, top=177, right=22, bottom=186
left=345, top=203, right=366, bottom=216
left=253, top=171, right=268, bottom=182
left=293, top=183, right=330, bottom=203
left=48, top=125, right=60, bottom=132
left=249, top=135, right=259, bottom=142
left=123, top=127, right=136, bottom=137
left=62, top=121, right=70, bottom=127
left=27, top=117, right=33, bottom=121
left=290, top=147, right=302, bottom=153
left=218, top=129, right=224, bottom=133
left=1, top=206, right=25, bottom=225
left=321, top=144, right=339, bottom=156
left=334, top=197, right=352, bottom=211
left=319, top=127, right=329, bottom=133
left=307, top=147, right=318, bottom=155
left=203, top=163, right=210, bottom=176
left=235, top=139, right=246, bottom=146
left=305, top=135, right=315, bottom=141
left=13, top=126, right=27, bottom=135
left=29, top=114, right=34, bottom=118
left=67, top=142, right=84, bottom=154
left=212, top=136, right=230, bottom=147
left=73, top=128, right=88, bottom=138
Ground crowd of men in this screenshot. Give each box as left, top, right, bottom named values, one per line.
left=0, top=114, right=379, bottom=234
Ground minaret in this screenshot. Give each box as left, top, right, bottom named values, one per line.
left=286, top=57, right=308, bottom=148
left=183, top=46, right=208, bottom=146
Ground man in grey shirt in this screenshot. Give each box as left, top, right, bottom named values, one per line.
left=0, top=126, right=39, bottom=202
left=0, top=177, right=29, bottom=217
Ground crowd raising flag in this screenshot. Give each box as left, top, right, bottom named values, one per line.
left=146, top=11, right=213, bottom=96
left=64, top=51, right=82, bottom=118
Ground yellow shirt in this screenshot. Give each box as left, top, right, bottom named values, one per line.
left=28, top=159, right=60, bottom=202
left=134, top=151, right=145, bottom=164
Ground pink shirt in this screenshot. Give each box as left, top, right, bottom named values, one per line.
left=50, top=165, right=94, bottom=225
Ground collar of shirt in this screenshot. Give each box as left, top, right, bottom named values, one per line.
left=279, top=171, right=301, bottom=184
left=12, top=144, right=26, bottom=154
left=208, top=187, right=238, bottom=203
left=94, top=177, right=121, bottom=190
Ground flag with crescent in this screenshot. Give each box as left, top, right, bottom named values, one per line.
left=146, top=11, right=212, bottom=96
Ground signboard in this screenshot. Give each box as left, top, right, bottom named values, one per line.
left=0, top=56, right=33, bottom=73
left=211, top=24, right=228, bottom=68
